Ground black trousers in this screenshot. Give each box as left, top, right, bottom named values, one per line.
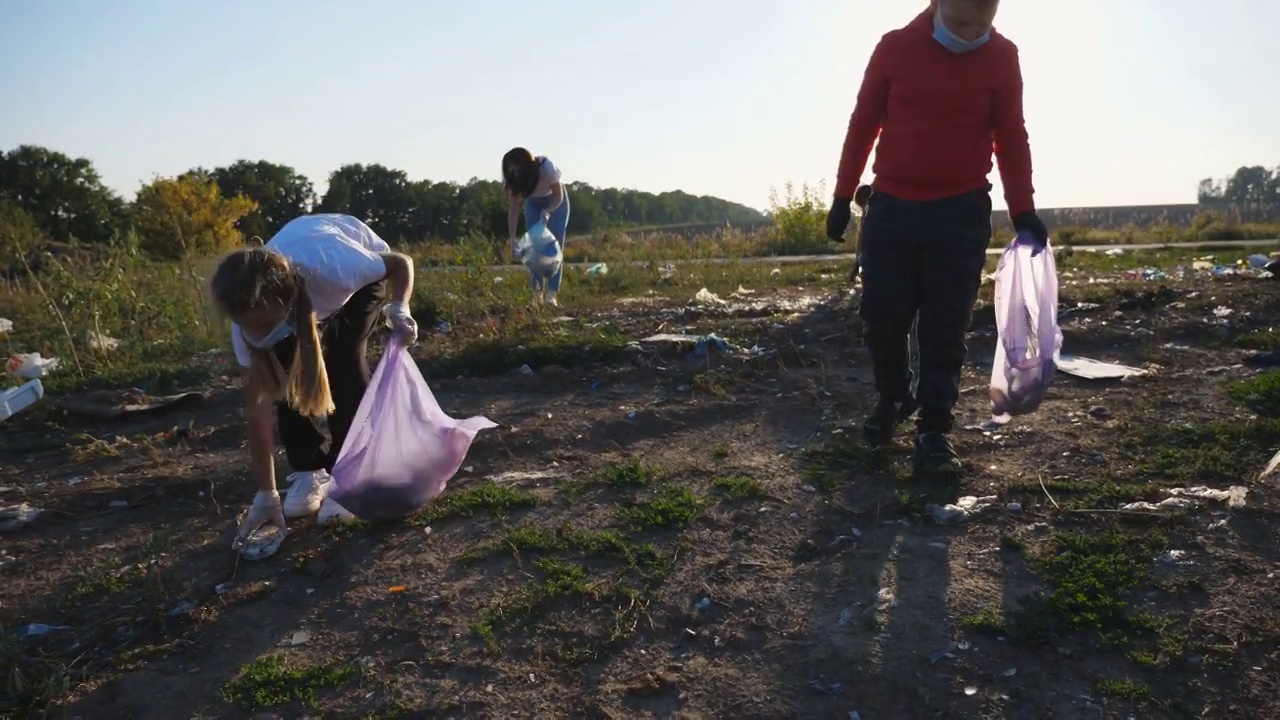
left=272, top=281, right=386, bottom=472
left=858, top=187, right=992, bottom=434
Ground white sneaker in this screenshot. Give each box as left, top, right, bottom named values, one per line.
left=282, top=470, right=331, bottom=518
left=544, top=291, right=558, bottom=307
left=316, top=496, right=358, bottom=526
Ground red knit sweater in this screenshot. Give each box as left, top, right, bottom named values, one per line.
left=834, top=10, right=1036, bottom=217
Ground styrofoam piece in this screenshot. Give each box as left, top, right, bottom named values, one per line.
left=0, top=379, right=44, bottom=422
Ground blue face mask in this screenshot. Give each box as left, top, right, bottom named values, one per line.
left=246, top=318, right=295, bottom=349
left=933, top=10, right=990, bottom=54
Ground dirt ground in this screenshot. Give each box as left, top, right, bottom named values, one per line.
left=3, top=262, right=1279, bottom=719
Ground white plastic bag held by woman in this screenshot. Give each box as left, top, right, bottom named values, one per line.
left=989, top=231, right=1062, bottom=424
left=329, top=339, right=497, bottom=520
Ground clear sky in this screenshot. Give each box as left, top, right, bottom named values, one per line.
left=2, top=0, right=1276, bottom=212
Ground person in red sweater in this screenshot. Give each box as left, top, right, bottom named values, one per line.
left=826, top=0, right=1049, bottom=475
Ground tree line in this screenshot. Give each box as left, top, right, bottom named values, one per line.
left=0, top=145, right=765, bottom=255
left=1192, top=163, right=1280, bottom=220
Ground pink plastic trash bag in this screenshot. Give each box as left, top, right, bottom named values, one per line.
left=989, top=232, right=1063, bottom=424
left=329, top=339, right=497, bottom=521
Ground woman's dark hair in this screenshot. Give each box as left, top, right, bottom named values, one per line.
left=502, top=147, right=541, bottom=198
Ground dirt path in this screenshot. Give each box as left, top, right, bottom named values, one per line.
left=3, top=273, right=1278, bottom=718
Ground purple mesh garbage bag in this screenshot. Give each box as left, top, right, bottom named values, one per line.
left=989, top=232, right=1063, bottom=424
left=329, top=339, right=497, bottom=521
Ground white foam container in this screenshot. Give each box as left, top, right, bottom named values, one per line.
left=0, top=379, right=44, bottom=422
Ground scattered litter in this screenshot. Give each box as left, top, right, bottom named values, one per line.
left=0, top=318, right=11, bottom=333
left=234, top=524, right=288, bottom=561
left=926, top=496, right=997, bottom=524
left=1002, top=668, right=1018, bottom=678
left=1159, top=549, right=1193, bottom=565
left=514, top=364, right=534, bottom=375
left=692, top=287, right=726, bottom=306
left=640, top=332, right=760, bottom=359
left=7, top=352, right=59, bottom=379
left=1, top=378, right=44, bottom=422
left=486, top=470, right=560, bottom=484
left=0, top=503, right=43, bottom=533
left=215, top=581, right=234, bottom=595
left=1056, top=355, right=1145, bottom=380
left=1261, top=448, right=1280, bottom=480
left=1247, top=254, right=1270, bottom=268
left=693, top=597, right=712, bottom=612
left=56, top=388, right=207, bottom=420
left=167, top=599, right=197, bottom=616
left=1120, top=497, right=1194, bottom=512
left=693, top=334, right=740, bottom=357
left=728, top=285, right=755, bottom=298
left=928, top=641, right=962, bottom=664
left=1212, top=306, right=1234, bottom=318
left=280, top=630, right=312, bottom=647
left=1166, top=485, right=1248, bottom=508
left=964, top=686, right=978, bottom=696
left=85, top=330, right=121, bottom=352
left=17, top=623, right=70, bottom=637
left=389, top=585, right=407, bottom=593
left=808, top=679, right=843, bottom=695
left=964, top=419, right=1005, bottom=433
left=770, top=268, right=781, bottom=277
left=1104, top=248, right=1125, bottom=256
left=585, top=263, right=608, bottom=275
left=642, top=333, right=701, bottom=344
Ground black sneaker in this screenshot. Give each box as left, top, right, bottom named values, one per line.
left=913, top=432, right=963, bottom=475
left=863, top=396, right=919, bottom=447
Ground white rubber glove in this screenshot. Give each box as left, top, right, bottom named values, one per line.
left=236, top=490, right=286, bottom=544
left=384, top=301, right=418, bottom=345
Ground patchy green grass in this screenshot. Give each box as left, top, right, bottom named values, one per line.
left=68, top=561, right=133, bottom=601
left=1227, top=328, right=1280, bottom=351
left=411, top=482, right=536, bottom=525
left=1227, top=372, right=1280, bottom=417
left=468, top=529, right=677, bottom=657
left=621, top=485, right=707, bottom=530
left=963, top=529, right=1166, bottom=646
left=800, top=432, right=889, bottom=491
left=1004, top=476, right=1158, bottom=511
left=1095, top=677, right=1153, bottom=701
left=691, top=368, right=738, bottom=396
left=221, top=654, right=357, bottom=712
left=474, top=524, right=664, bottom=569
left=710, top=475, right=766, bottom=501
left=598, top=460, right=657, bottom=488
left=1120, top=417, right=1280, bottom=484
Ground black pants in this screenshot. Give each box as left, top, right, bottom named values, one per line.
left=272, top=281, right=386, bottom=472
left=858, top=187, right=991, bottom=434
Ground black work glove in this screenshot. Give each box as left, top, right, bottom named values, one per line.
left=826, top=198, right=852, bottom=242
left=1012, top=211, right=1049, bottom=255
left=853, top=184, right=873, bottom=210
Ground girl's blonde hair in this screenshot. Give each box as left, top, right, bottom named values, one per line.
left=210, top=247, right=334, bottom=417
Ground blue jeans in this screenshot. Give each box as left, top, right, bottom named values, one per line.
left=523, top=190, right=570, bottom=293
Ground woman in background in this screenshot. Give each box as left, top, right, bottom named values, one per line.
left=503, top=147, right=570, bottom=306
